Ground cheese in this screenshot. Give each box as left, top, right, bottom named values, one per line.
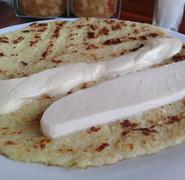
left=0, top=37, right=182, bottom=114
left=41, top=60, right=185, bottom=138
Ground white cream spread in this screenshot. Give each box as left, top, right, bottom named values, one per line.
left=41, top=60, right=185, bottom=138
left=0, top=37, right=182, bottom=115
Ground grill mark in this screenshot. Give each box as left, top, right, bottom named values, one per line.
left=52, top=26, right=61, bottom=38
left=0, top=52, right=4, bottom=56
left=12, top=36, right=25, bottom=44
left=120, top=120, right=138, bottom=129
left=173, top=54, right=185, bottom=62
left=87, top=32, right=95, bottom=38
left=133, top=29, right=139, bottom=34
left=0, top=69, right=6, bottom=74
left=95, top=143, right=109, bottom=152
left=30, top=23, right=48, bottom=33
left=131, top=23, right=136, bottom=27
left=134, top=128, right=157, bottom=136
left=76, top=24, right=86, bottom=28
left=127, top=143, right=134, bottom=150
left=139, top=36, right=147, bottom=40
left=20, top=61, right=28, bottom=66
left=11, top=53, right=18, bottom=56
left=130, top=44, right=144, bottom=52
left=35, top=34, right=41, bottom=39
left=30, top=23, right=48, bottom=27
left=80, top=82, right=89, bottom=89
left=14, top=71, right=28, bottom=78
left=105, top=19, right=116, bottom=24
left=86, top=44, right=98, bottom=50
left=148, top=33, right=159, bottom=38
left=52, top=23, right=66, bottom=39
left=111, top=24, right=121, bottom=30
left=1, top=129, right=23, bottom=136
left=30, top=40, right=39, bottom=46
left=99, top=27, right=109, bottom=35
left=89, top=24, right=97, bottom=30
left=56, top=22, right=66, bottom=27
left=41, top=41, right=54, bottom=59
left=51, top=59, right=62, bottom=64
left=33, top=138, right=51, bottom=150
left=122, top=131, right=130, bottom=137
left=58, top=148, right=74, bottom=153
left=103, top=33, right=160, bottom=46
left=1, top=127, right=9, bottom=130
left=29, top=34, right=41, bottom=46
left=0, top=37, right=9, bottom=43
left=4, top=141, right=17, bottom=146
left=41, top=51, right=48, bottom=59
left=119, top=45, right=144, bottom=55
left=103, top=38, right=121, bottom=45
left=22, top=30, right=30, bottom=33
left=121, top=120, right=157, bottom=137
left=0, top=40, right=8, bottom=43
left=29, top=23, right=37, bottom=27
left=39, top=94, right=54, bottom=100
left=121, top=120, right=138, bottom=137
left=166, top=115, right=183, bottom=124
left=126, top=33, right=159, bottom=41
left=87, top=126, right=101, bottom=133
left=67, top=90, right=73, bottom=95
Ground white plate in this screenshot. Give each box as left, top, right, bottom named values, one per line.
left=1, top=19, right=185, bottom=180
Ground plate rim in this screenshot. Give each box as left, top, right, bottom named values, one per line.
left=1, top=19, right=185, bottom=180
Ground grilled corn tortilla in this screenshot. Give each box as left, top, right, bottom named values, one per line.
left=0, top=18, right=185, bottom=168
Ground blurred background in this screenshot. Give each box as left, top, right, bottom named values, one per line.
left=0, top=0, right=185, bottom=33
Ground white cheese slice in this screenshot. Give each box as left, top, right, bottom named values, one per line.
left=41, top=60, right=185, bottom=138
left=0, top=37, right=182, bottom=114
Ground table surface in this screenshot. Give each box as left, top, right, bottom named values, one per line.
left=0, top=0, right=185, bottom=34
